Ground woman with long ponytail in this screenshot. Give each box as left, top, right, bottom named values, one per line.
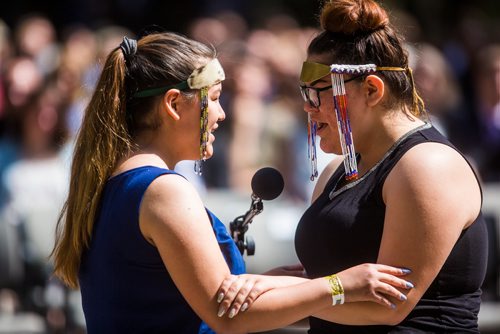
left=51, top=30, right=414, bottom=333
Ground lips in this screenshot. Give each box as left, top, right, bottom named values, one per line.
left=317, top=122, right=327, bottom=130
left=209, top=126, right=217, bottom=141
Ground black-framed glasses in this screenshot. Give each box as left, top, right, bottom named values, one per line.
left=299, top=74, right=365, bottom=108
left=299, top=85, right=332, bottom=108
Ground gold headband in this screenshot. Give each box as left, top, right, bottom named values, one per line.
left=300, top=61, right=331, bottom=83
left=299, top=61, right=405, bottom=83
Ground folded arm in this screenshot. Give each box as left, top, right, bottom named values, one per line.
left=312, top=143, right=482, bottom=325
left=140, top=174, right=413, bottom=333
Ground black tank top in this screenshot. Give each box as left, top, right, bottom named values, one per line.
left=295, top=124, right=488, bottom=333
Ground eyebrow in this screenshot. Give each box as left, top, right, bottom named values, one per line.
left=211, top=87, right=222, bottom=96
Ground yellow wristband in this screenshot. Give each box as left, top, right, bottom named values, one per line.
left=326, top=274, right=345, bottom=306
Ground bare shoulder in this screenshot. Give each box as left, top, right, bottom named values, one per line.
left=140, top=173, right=208, bottom=237
left=144, top=173, right=201, bottom=206
left=389, top=142, right=478, bottom=186
left=384, top=142, right=481, bottom=226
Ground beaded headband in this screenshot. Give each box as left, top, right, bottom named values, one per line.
left=133, top=58, right=225, bottom=98
left=300, top=61, right=405, bottom=83
left=134, top=58, right=225, bottom=175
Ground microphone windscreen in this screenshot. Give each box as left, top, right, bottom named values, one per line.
left=251, top=167, right=284, bottom=200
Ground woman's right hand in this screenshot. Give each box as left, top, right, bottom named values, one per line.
left=216, top=274, right=275, bottom=319
left=336, top=263, right=414, bottom=309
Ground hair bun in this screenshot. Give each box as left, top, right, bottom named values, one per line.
left=320, top=0, right=389, bottom=35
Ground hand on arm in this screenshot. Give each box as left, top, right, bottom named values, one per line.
left=217, top=263, right=413, bottom=318
left=140, top=176, right=413, bottom=332
left=140, top=175, right=332, bottom=332
left=138, top=143, right=479, bottom=332
left=215, top=274, right=304, bottom=318
left=335, top=263, right=412, bottom=307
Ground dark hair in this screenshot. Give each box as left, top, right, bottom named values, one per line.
left=309, top=0, right=424, bottom=116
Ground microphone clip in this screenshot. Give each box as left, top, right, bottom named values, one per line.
left=229, top=194, right=263, bottom=256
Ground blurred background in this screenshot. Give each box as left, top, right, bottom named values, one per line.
left=0, top=0, right=499, bottom=333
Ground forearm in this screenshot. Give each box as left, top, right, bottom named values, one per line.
left=313, top=299, right=410, bottom=326
left=208, top=278, right=331, bottom=333
left=210, top=264, right=415, bottom=332
left=262, top=275, right=309, bottom=287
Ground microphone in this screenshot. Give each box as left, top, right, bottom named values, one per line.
left=230, top=167, right=284, bottom=256
left=251, top=167, right=285, bottom=201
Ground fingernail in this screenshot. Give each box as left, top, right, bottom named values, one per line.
left=391, top=303, right=396, bottom=309
left=217, top=293, right=224, bottom=303
left=401, top=268, right=412, bottom=274
left=241, top=302, right=248, bottom=312
left=217, top=307, right=226, bottom=317
left=228, top=308, right=236, bottom=318
left=400, top=294, right=407, bottom=301
left=406, top=281, right=414, bottom=289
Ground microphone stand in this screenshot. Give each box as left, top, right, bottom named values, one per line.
left=229, top=194, right=263, bottom=256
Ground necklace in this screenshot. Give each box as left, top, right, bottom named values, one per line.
left=329, top=122, right=431, bottom=200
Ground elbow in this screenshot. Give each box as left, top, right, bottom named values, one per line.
left=362, top=302, right=412, bottom=326
left=215, top=328, right=242, bottom=334
left=384, top=312, right=407, bottom=326
left=371, top=308, right=411, bottom=326
left=205, top=321, right=228, bottom=334
left=386, top=302, right=415, bottom=326
left=210, top=326, right=231, bottom=334
left=204, top=318, right=244, bottom=334
left=366, top=314, right=404, bottom=326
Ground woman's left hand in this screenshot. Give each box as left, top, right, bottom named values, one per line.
left=336, top=263, right=414, bottom=308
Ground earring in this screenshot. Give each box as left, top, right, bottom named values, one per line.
left=331, top=72, right=358, bottom=180
left=194, top=87, right=209, bottom=175
left=308, top=113, right=318, bottom=181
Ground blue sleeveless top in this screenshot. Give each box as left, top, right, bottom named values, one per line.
left=79, top=166, right=245, bottom=334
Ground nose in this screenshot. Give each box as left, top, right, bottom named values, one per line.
left=303, top=101, right=318, bottom=114
left=218, top=106, right=226, bottom=121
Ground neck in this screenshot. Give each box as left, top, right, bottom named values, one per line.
left=114, top=129, right=181, bottom=174
left=109, top=152, right=167, bottom=180
left=134, top=125, right=191, bottom=168
left=356, top=114, right=425, bottom=176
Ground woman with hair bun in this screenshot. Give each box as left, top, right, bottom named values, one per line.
left=51, top=29, right=414, bottom=334
left=292, top=0, right=488, bottom=332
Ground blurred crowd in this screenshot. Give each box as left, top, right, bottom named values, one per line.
left=0, top=2, right=499, bottom=333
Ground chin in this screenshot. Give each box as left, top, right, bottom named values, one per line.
left=319, top=140, right=334, bottom=154
left=319, top=140, right=343, bottom=155
left=204, top=147, right=214, bottom=160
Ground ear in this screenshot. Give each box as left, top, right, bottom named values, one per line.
left=363, top=74, right=384, bottom=107
left=162, top=89, right=181, bottom=121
